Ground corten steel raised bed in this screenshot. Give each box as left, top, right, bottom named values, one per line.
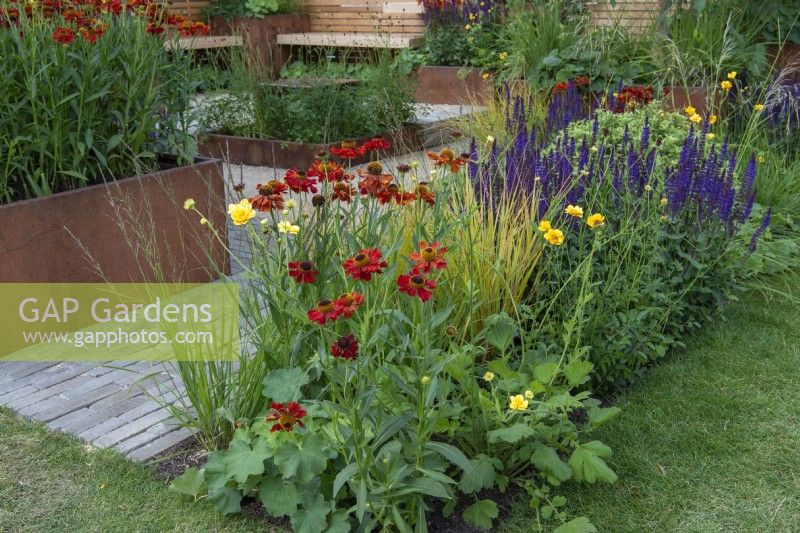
left=415, top=66, right=493, bottom=105
left=662, top=86, right=718, bottom=117
left=198, top=126, right=424, bottom=169
left=210, top=14, right=310, bottom=78
left=0, top=158, right=229, bottom=283
left=770, top=43, right=800, bottom=82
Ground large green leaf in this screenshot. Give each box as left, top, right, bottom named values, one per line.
left=587, top=406, right=621, bottom=428
left=553, top=516, right=598, bottom=533
left=459, top=454, right=499, bottom=494
left=568, top=441, right=617, bottom=484
left=488, top=423, right=535, bottom=444
left=225, top=438, right=272, bottom=483
left=259, top=477, right=300, bottom=517
left=262, top=367, right=309, bottom=403
left=425, top=441, right=472, bottom=472
left=531, top=444, right=573, bottom=482
left=290, top=492, right=330, bottom=533
left=274, top=434, right=329, bottom=484
left=208, top=486, right=243, bottom=515
left=564, top=359, right=594, bottom=386
left=168, top=467, right=206, bottom=498
left=462, top=499, right=498, bottom=530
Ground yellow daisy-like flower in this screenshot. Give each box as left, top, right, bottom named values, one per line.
left=524, top=390, right=534, bottom=400
left=464, top=24, right=471, bottom=30
left=508, top=394, right=529, bottom=411
left=277, top=220, right=300, bottom=235
left=757, top=155, right=766, bottom=164
left=544, top=228, right=565, bottom=246
left=689, top=113, right=702, bottom=124
left=754, top=103, right=764, bottom=111
left=684, top=105, right=696, bottom=116
left=498, top=51, right=508, bottom=61
left=709, top=114, right=718, bottom=125
left=586, top=213, right=605, bottom=229
left=660, top=197, right=668, bottom=207
left=720, top=80, right=733, bottom=91
left=200, top=217, right=209, bottom=225
left=706, top=133, right=716, bottom=140
left=565, top=204, right=584, bottom=218
left=538, top=220, right=551, bottom=232
left=482, top=72, right=490, bottom=80
left=727, top=71, right=737, bottom=80
left=421, top=375, right=431, bottom=385
left=183, top=198, right=195, bottom=210
left=285, top=199, right=296, bottom=209
left=483, top=371, right=495, bottom=382
left=228, top=198, right=255, bottom=226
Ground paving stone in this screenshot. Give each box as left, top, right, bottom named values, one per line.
left=92, top=408, right=174, bottom=448
left=27, top=364, right=94, bottom=390
left=2, top=362, right=60, bottom=380
left=77, top=416, right=130, bottom=442
left=8, top=374, right=95, bottom=411
left=125, top=428, right=193, bottom=461
left=0, top=385, right=39, bottom=404
left=47, top=408, right=93, bottom=430
left=31, top=384, right=123, bottom=423
left=59, top=370, right=133, bottom=400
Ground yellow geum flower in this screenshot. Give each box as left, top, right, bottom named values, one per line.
left=524, top=390, right=534, bottom=400
left=720, top=80, right=733, bottom=91
left=757, top=155, right=766, bottom=164
left=228, top=198, right=255, bottom=226
left=689, top=113, right=702, bottom=124
left=482, top=72, right=490, bottom=80
left=754, top=103, right=764, bottom=111
left=684, top=105, right=696, bottom=116
left=464, top=24, right=471, bottom=30
left=587, top=213, right=606, bottom=229
left=421, top=375, right=431, bottom=385
left=285, top=199, right=296, bottom=209
left=727, top=71, right=737, bottom=80
left=565, top=204, right=584, bottom=218
left=508, top=394, right=529, bottom=411
left=660, top=197, right=668, bottom=207
left=200, top=217, right=209, bottom=226
left=183, top=198, right=195, bottom=210
left=544, top=228, right=565, bottom=246
left=499, top=51, right=508, bottom=61
left=277, top=220, right=300, bottom=235
left=706, top=133, right=716, bottom=140
left=483, top=371, right=495, bottom=382
left=538, top=220, right=551, bottom=232
left=709, top=114, right=718, bottom=125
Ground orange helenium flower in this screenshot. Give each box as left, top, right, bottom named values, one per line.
left=265, top=402, right=307, bottom=432
left=410, top=241, right=447, bottom=273
left=250, top=180, right=288, bottom=211
left=343, top=248, right=387, bottom=281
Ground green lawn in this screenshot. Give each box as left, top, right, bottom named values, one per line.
left=502, top=277, right=800, bottom=532
left=0, top=406, right=265, bottom=533
left=3, top=279, right=800, bottom=532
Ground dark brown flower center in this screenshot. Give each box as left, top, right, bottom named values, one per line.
left=299, top=261, right=313, bottom=271
left=421, top=248, right=437, bottom=261
left=410, top=275, right=425, bottom=287
left=317, top=299, right=333, bottom=312
left=354, top=254, right=368, bottom=265
left=367, top=161, right=383, bottom=175
left=439, top=148, right=455, bottom=160
left=337, top=337, right=352, bottom=348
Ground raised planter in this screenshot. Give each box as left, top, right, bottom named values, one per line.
left=663, top=86, right=714, bottom=116
left=198, top=126, right=424, bottom=169
left=769, top=43, right=800, bottom=82
left=210, top=14, right=310, bottom=77
left=0, top=158, right=228, bottom=283
left=415, top=66, right=493, bottom=105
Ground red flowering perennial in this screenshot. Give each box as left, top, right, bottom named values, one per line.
left=333, top=291, right=364, bottom=318
left=249, top=180, right=288, bottom=211
left=331, top=334, right=359, bottom=360
left=427, top=148, right=466, bottom=173
left=308, top=160, right=346, bottom=182
left=265, top=401, right=307, bottom=432
left=343, top=248, right=387, bottom=281
left=361, top=137, right=391, bottom=152
left=52, top=27, right=74, bottom=44
left=614, top=86, right=654, bottom=113
left=330, top=141, right=365, bottom=160
left=410, top=241, right=447, bottom=273
left=288, top=261, right=318, bottom=284
left=284, top=169, right=318, bottom=194
left=397, top=272, right=437, bottom=302
left=307, top=299, right=339, bottom=325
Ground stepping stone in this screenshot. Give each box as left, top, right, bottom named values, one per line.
left=126, top=428, right=194, bottom=461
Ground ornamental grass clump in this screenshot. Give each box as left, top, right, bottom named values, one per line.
left=0, top=0, right=203, bottom=204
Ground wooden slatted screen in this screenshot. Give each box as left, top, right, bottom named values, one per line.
left=166, top=0, right=209, bottom=20
left=587, top=0, right=663, bottom=32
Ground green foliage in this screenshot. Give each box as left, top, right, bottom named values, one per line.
left=203, top=0, right=296, bottom=19
left=0, top=9, right=195, bottom=204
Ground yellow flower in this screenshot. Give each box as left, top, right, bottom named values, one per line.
left=486, top=135, right=495, bottom=144
left=720, top=80, right=733, bottom=91
left=183, top=198, right=195, bottom=210
left=277, top=220, right=300, bottom=235
left=285, top=199, right=296, bottom=209
left=200, top=217, right=208, bottom=225
left=757, top=155, right=766, bottom=164
left=508, top=394, right=529, bottom=411
left=727, top=71, right=737, bottom=80
left=469, top=13, right=475, bottom=20
left=660, top=197, right=668, bottom=207
left=228, top=198, right=255, bottom=226
left=709, top=114, right=718, bottom=125
left=538, top=220, right=551, bottom=232
left=482, top=72, right=490, bottom=80
left=544, top=228, right=565, bottom=246
left=421, top=375, right=431, bottom=385
left=464, top=24, right=471, bottom=30
left=483, top=371, right=495, bottom=382
left=498, top=51, right=508, bottom=61
left=660, top=214, right=668, bottom=222
left=524, top=390, right=534, bottom=400
left=689, top=113, right=702, bottom=124
left=565, top=204, right=584, bottom=218
left=754, top=103, right=764, bottom=111
left=706, top=133, right=716, bottom=140
left=587, top=213, right=605, bottom=229
left=590, top=145, right=598, bottom=153
left=684, top=105, right=696, bottom=116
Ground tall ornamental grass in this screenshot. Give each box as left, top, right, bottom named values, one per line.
left=0, top=1, right=203, bottom=204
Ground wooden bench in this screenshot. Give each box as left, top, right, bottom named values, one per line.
left=276, top=32, right=421, bottom=49
left=164, top=35, right=244, bottom=51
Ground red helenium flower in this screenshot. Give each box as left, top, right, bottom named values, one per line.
left=284, top=169, right=318, bottom=193
left=265, top=401, right=307, bottom=432
left=397, top=272, right=437, bottom=302
left=331, top=334, right=359, bottom=360
left=361, top=137, right=391, bottom=152
left=427, top=148, right=465, bottom=173
left=288, top=261, right=318, bottom=284
left=410, top=241, right=447, bottom=273
left=307, top=299, right=339, bottom=325
left=52, top=27, right=74, bottom=44
left=331, top=181, right=356, bottom=202
left=330, top=141, right=365, bottom=160
left=333, top=291, right=364, bottom=318
left=250, top=180, right=288, bottom=211
left=308, top=160, right=345, bottom=182
left=414, top=182, right=436, bottom=205
left=343, top=248, right=387, bottom=281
